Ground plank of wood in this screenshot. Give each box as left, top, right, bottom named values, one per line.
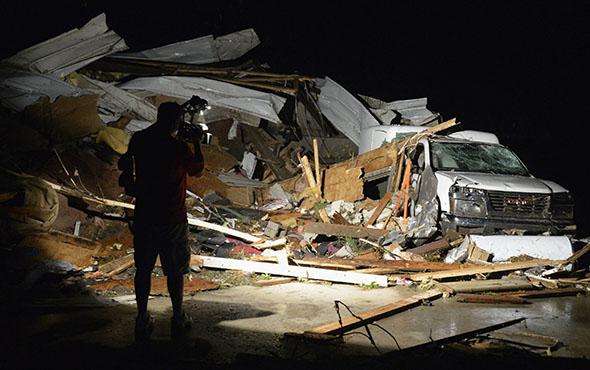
left=300, top=155, right=331, bottom=223
left=499, top=287, right=585, bottom=299
left=46, top=179, right=265, bottom=243
left=356, top=267, right=400, bottom=275
left=252, top=277, right=295, bottom=287
left=407, top=259, right=562, bottom=282
left=313, top=138, right=321, bottom=196
left=440, top=279, right=535, bottom=293
left=196, top=255, right=388, bottom=287
left=307, top=290, right=442, bottom=335
left=400, top=317, right=525, bottom=352
left=456, top=294, right=530, bottom=304
left=300, top=256, right=463, bottom=272
left=565, top=242, right=590, bottom=265
left=98, top=254, right=135, bottom=276
left=188, top=217, right=263, bottom=243
left=406, top=239, right=451, bottom=256
left=304, top=223, right=388, bottom=240
left=365, top=192, right=392, bottom=226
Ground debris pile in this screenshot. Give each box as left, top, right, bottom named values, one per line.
left=1, top=15, right=588, bottom=349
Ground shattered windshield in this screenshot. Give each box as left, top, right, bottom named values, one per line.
left=430, top=141, right=529, bottom=176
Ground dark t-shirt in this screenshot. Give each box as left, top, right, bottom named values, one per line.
left=120, top=125, right=203, bottom=225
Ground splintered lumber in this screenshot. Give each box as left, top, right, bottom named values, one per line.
left=307, top=290, right=443, bottom=335
left=195, top=255, right=388, bottom=287
left=400, top=317, right=525, bottom=352
left=300, top=155, right=331, bottom=223
left=407, top=259, right=562, bottom=281
left=365, top=192, right=392, bottom=226
left=440, top=279, right=535, bottom=293
left=406, top=239, right=451, bottom=256
left=499, top=287, right=585, bottom=299
left=98, top=253, right=135, bottom=276
left=488, top=331, right=559, bottom=349
left=304, top=223, right=388, bottom=240
left=565, top=242, right=590, bottom=265
left=300, top=257, right=463, bottom=272
left=188, top=217, right=262, bottom=243
left=252, top=277, right=295, bottom=287
left=456, top=294, right=530, bottom=305
left=46, top=179, right=265, bottom=243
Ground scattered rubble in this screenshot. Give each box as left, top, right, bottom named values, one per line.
left=1, top=13, right=588, bottom=358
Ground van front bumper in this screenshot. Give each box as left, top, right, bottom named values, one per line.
left=441, top=213, right=576, bottom=235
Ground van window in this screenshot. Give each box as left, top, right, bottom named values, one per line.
left=430, top=141, right=529, bottom=176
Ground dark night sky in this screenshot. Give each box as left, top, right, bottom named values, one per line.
left=1, top=1, right=588, bottom=234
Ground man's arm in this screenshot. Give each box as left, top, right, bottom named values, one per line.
left=118, top=138, right=137, bottom=195
left=185, top=139, right=204, bottom=176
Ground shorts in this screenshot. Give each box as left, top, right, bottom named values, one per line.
left=133, top=222, right=190, bottom=276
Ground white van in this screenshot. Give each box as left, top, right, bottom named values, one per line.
left=361, top=126, right=576, bottom=236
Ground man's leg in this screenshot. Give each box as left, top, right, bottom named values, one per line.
left=167, top=273, right=184, bottom=318
left=135, top=269, right=152, bottom=317
left=133, top=223, right=157, bottom=341
left=163, top=222, right=191, bottom=338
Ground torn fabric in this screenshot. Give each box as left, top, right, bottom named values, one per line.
left=3, top=13, right=128, bottom=78
left=316, top=77, right=380, bottom=146
left=112, top=29, right=259, bottom=64
left=119, top=76, right=286, bottom=124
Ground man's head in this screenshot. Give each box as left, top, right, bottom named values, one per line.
left=155, top=102, right=182, bottom=133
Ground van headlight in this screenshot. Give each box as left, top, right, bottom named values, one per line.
left=449, top=186, right=487, bottom=217
left=551, top=192, right=574, bottom=220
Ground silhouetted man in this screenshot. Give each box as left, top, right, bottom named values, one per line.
left=118, top=102, right=204, bottom=342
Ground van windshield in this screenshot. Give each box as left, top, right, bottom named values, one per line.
left=430, top=141, right=529, bottom=176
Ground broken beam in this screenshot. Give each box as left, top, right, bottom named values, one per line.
left=408, top=259, right=562, bottom=281
left=194, top=255, right=388, bottom=287
left=307, top=290, right=443, bottom=335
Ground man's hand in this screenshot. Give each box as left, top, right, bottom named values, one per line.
left=178, top=122, right=203, bottom=142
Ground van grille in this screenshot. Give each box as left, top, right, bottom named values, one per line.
left=488, top=191, right=550, bottom=217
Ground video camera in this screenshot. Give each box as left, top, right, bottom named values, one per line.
left=177, top=95, right=211, bottom=143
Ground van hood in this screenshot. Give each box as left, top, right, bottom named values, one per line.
left=435, top=171, right=553, bottom=193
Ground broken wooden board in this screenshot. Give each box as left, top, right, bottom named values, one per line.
left=98, top=253, right=134, bottom=276
left=456, top=294, right=530, bottom=304
left=300, top=256, right=463, bottom=272
left=499, top=287, right=585, bottom=299
left=407, top=259, right=562, bottom=282
left=364, top=192, right=392, bottom=226
left=399, top=317, right=525, bottom=352
left=488, top=331, right=559, bottom=349
left=323, top=166, right=364, bottom=202
left=194, top=255, right=388, bottom=287
left=91, top=276, right=219, bottom=295
left=304, top=223, right=388, bottom=240
left=564, top=242, right=590, bottom=265
left=405, top=239, right=452, bottom=256
left=307, top=289, right=443, bottom=335
left=439, top=279, right=535, bottom=293
left=252, top=277, right=295, bottom=287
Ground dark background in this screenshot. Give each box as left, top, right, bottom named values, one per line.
left=1, top=1, right=588, bottom=234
